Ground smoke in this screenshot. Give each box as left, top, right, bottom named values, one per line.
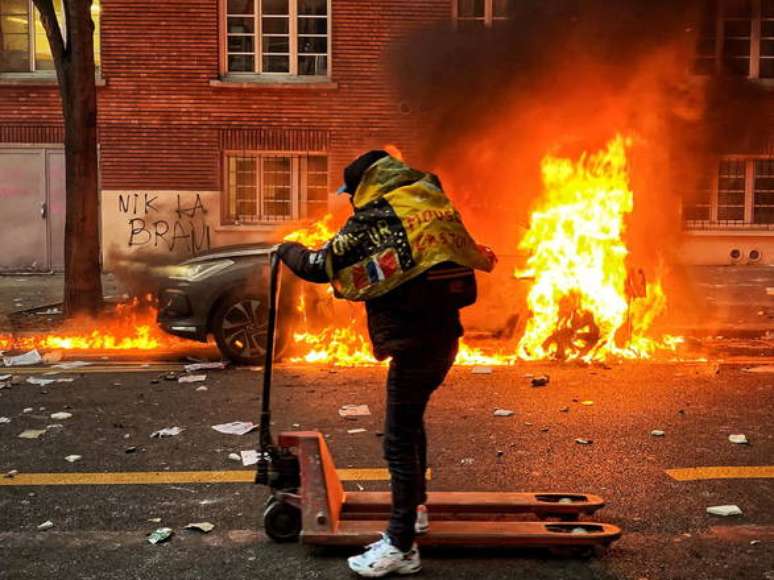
left=389, top=0, right=711, bottom=331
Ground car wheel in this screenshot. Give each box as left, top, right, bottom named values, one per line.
left=212, top=293, right=271, bottom=365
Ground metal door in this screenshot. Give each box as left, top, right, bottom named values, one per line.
left=0, top=149, right=48, bottom=271
left=47, top=150, right=66, bottom=271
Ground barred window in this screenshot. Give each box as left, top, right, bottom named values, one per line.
left=754, top=158, right=774, bottom=223
left=225, top=153, right=328, bottom=224
left=225, top=0, right=329, bottom=76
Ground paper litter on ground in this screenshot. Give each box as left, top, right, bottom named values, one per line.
left=184, top=362, right=227, bottom=372
left=0, top=374, right=11, bottom=381
left=18, top=429, right=47, bottom=439
left=211, top=421, right=257, bottom=436
left=26, top=377, right=56, bottom=386
left=240, top=450, right=260, bottom=466
left=493, top=409, right=515, bottom=417
left=471, top=366, right=493, bottom=374
left=64, top=455, right=82, bottom=463
left=185, top=522, right=215, bottom=533
left=0, top=417, right=11, bottom=424
left=347, top=428, right=367, bottom=434
left=228, top=453, right=241, bottom=462
left=178, top=374, right=207, bottom=383
left=728, top=434, right=749, bottom=444
left=150, top=426, right=184, bottom=438
left=50, top=412, right=72, bottom=420
left=3, top=350, right=42, bottom=367
left=338, top=404, right=371, bottom=417
left=706, top=505, right=743, bottom=517
left=52, top=361, right=93, bottom=370
left=37, top=520, right=54, bottom=531
left=650, top=430, right=666, bottom=437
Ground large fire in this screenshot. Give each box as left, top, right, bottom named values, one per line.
left=0, top=296, right=189, bottom=354
left=515, top=136, right=679, bottom=362
left=283, top=136, right=678, bottom=366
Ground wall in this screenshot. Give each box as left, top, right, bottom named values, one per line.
left=678, top=232, right=774, bottom=266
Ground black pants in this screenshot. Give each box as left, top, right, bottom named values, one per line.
left=384, top=339, right=458, bottom=551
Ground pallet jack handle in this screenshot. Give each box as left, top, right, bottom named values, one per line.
left=259, top=249, right=281, bottom=453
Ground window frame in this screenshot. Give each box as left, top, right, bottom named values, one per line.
left=696, top=0, right=774, bottom=79
left=684, top=155, right=774, bottom=230
left=219, top=0, right=332, bottom=79
left=221, top=150, right=329, bottom=226
left=452, top=0, right=511, bottom=29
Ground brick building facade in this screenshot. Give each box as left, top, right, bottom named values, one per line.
left=0, top=0, right=772, bottom=271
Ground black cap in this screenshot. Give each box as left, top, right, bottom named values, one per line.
left=337, top=150, right=390, bottom=195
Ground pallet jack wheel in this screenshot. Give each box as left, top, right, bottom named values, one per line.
left=263, top=500, right=302, bottom=543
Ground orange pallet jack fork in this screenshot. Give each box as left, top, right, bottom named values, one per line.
left=256, top=253, right=622, bottom=553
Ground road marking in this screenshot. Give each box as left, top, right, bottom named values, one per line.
left=0, top=468, right=399, bottom=486
left=666, top=466, right=774, bottom=481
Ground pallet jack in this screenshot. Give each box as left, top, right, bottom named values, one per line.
left=255, top=253, right=622, bottom=554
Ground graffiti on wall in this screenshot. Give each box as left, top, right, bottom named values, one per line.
left=118, top=192, right=211, bottom=254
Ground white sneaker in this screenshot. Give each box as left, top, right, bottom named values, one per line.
left=415, top=505, right=429, bottom=534
left=347, top=533, right=421, bottom=578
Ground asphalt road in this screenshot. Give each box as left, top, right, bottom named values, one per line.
left=0, top=361, right=772, bottom=580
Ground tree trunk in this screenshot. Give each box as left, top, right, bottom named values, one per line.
left=35, top=0, right=102, bottom=316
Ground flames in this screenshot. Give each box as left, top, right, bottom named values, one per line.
left=0, top=296, right=189, bottom=354
left=515, top=136, right=679, bottom=361
left=282, top=136, right=678, bottom=366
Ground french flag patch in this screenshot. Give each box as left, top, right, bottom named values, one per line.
left=351, top=248, right=402, bottom=291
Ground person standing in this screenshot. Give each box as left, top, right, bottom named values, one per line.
left=277, top=150, right=496, bottom=577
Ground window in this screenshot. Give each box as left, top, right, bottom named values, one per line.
left=454, top=0, right=512, bottom=30
left=225, top=153, right=328, bottom=224
left=683, top=157, right=774, bottom=229
left=225, top=0, right=329, bottom=76
left=694, top=0, right=774, bottom=79
left=0, top=0, right=100, bottom=73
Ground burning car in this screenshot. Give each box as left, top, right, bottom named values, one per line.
left=156, top=243, right=301, bottom=364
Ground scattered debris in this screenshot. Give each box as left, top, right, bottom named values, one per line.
left=460, top=458, right=475, bottom=465
left=706, top=505, right=743, bottom=517
left=52, top=361, right=92, bottom=370
left=750, top=539, right=761, bottom=546
left=0, top=374, right=11, bottom=381
left=64, top=455, right=82, bottom=463
left=147, top=527, right=174, bottom=544
left=3, top=350, right=42, bottom=367
left=575, top=438, right=593, bottom=445
left=339, top=404, right=371, bottom=417
left=195, top=386, right=208, bottom=392
left=728, top=434, right=749, bottom=445
left=228, top=453, right=241, bottom=462
left=55, top=378, right=74, bottom=384
left=5, top=469, right=18, bottom=478
left=292, top=423, right=300, bottom=428
left=162, top=372, right=178, bottom=381
left=18, top=429, right=47, bottom=439
left=347, top=428, right=367, bottom=434
left=125, top=446, right=137, bottom=454
left=185, top=522, right=215, bottom=533
left=22, top=407, right=33, bottom=413
left=650, top=430, right=666, bottom=437
left=178, top=374, right=207, bottom=384
left=150, top=427, right=184, bottom=438
left=559, top=407, right=570, bottom=413
left=493, top=409, right=515, bottom=417
left=184, top=362, right=227, bottom=372
left=0, top=417, right=10, bottom=424
left=50, top=412, right=72, bottom=420
left=147, top=517, right=162, bottom=523
left=571, top=527, right=589, bottom=534
left=26, top=377, right=56, bottom=386
left=211, top=421, right=257, bottom=436
left=37, top=520, right=54, bottom=531
left=540, top=427, right=550, bottom=432
left=531, top=375, right=550, bottom=387
left=581, top=400, right=594, bottom=406
left=240, top=450, right=260, bottom=466
left=471, top=366, right=493, bottom=374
